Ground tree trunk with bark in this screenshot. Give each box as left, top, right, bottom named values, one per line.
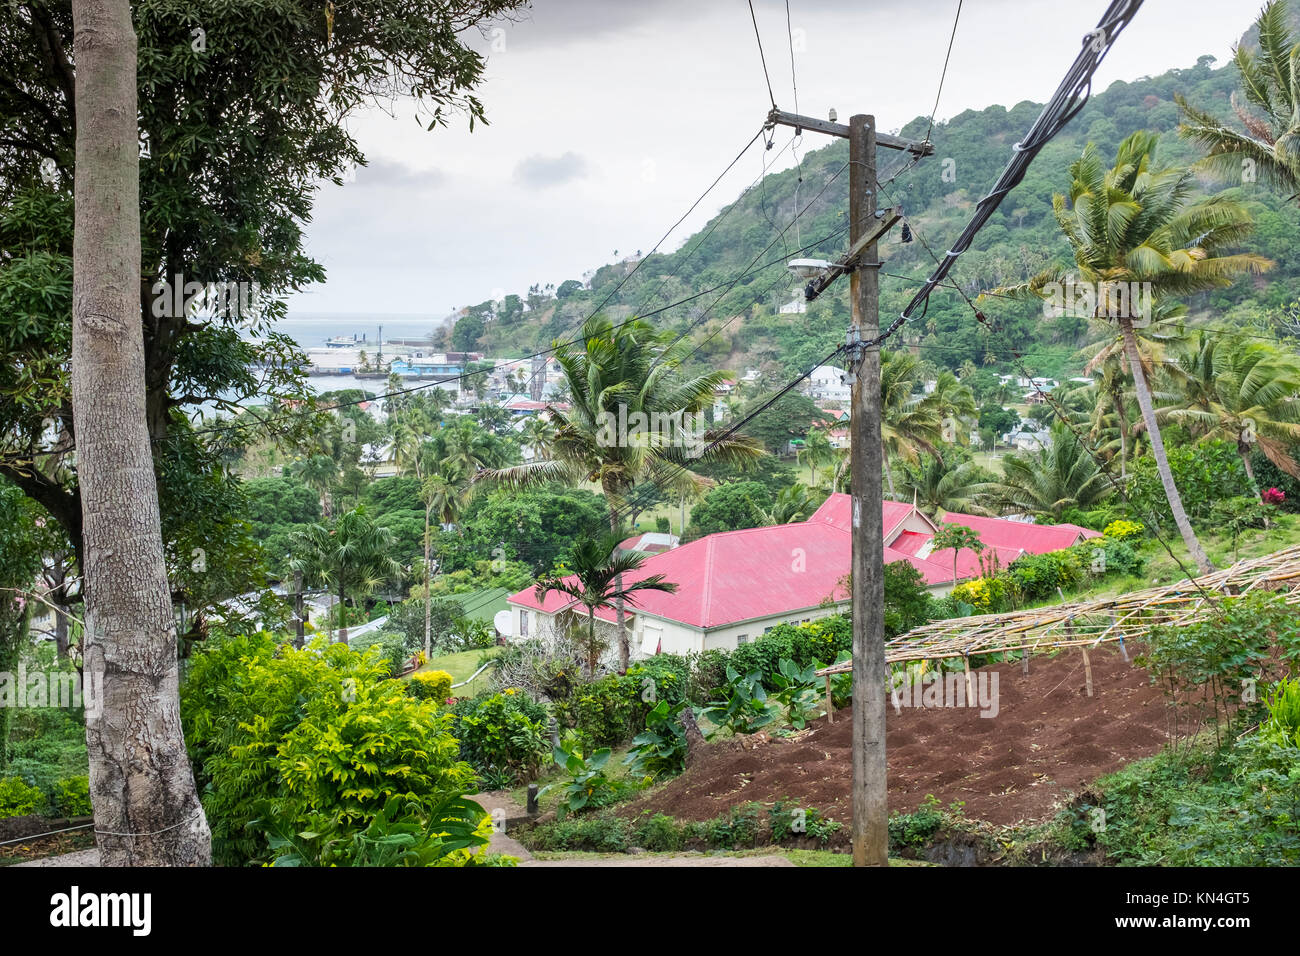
left=1120, top=319, right=1214, bottom=575
left=604, top=481, right=630, bottom=672
left=422, top=505, right=432, bottom=659
left=1239, top=444, right=1259, bottom=493
left=71, top=0, right=211, bottom=865
left=336, top=582, right=349, bottom=643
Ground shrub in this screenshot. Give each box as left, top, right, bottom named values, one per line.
left=702, top=665, right=779, bottom=737
left=541, top=735, right=625, bottom=818
left=768, top=658, right=822, bottom=730
left=626, top=655, right=691, bottom=706
left=0, top=775, right=46, bottom=818
left=1006, top=550, right=1081, bottom=603
left=888, top=794, right=945, bottom=848
left=350, top=631, right=409, bottom=677
left=410, top=670, right=453, bottom=702
left=525, top=813, right=633, bottom=852
left=623, top=700, right=689, bottom=780
left=450, top=690, right=550, bottom=784
left=52, top=775, right=92, bottom=817
left=1262, top=678, right=1300, bottom=748
left=552, top=674, right=650, bottom=747
left=181, top=633, right=478, bottom=866
left=264, top=794, right=501, bottom=867
left=1128, top=439, right=1251, bottom=527
left=634, top=813, right=685, bottom=851
left=1140, top=591, right=1299, bottom=745
left=1102, top=519, right=1144, bottom=542
left=950, top=576, right=1012, bottom=613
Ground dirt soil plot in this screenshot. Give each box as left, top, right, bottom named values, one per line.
left=619, top=646, right=1174, bottom=827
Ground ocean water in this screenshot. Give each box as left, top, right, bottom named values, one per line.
left=280, top=312, right=452, bottom=396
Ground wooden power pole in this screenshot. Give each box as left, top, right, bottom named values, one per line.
left=766, top=107, right=930, bottom=866
left=848, top=114, right=888, bottom=866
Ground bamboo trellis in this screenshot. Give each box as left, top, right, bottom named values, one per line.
left=816, top=543, right=1300, bottom=677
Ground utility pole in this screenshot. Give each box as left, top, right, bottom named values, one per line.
left=767, top=107, right=931, bottom=867
left=848, top=114, right=887, bottom=867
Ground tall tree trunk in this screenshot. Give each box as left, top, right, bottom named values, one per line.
left=71, top=0, right=210, bottom=865
left=604, top=483, right=629, bottom=672
left=1239, top=443, right=1259, bottom=494
left=1115, top=394, right=1128, bottom=482
left=1121, top=320, right=1214, bottom=575
left=336, top=583, right=349, bottom=643
left=423, top=505, right=432, bottom=659
left=0, top=603, right=29, bottom=773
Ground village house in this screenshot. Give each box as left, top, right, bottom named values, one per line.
left=502, top=493, right=1098, bottom=657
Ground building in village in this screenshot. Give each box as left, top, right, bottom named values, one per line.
left=502, top=493, right=1098, bottom=657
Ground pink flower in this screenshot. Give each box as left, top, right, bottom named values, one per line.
left=1262, top=487, right=1285, bottom=506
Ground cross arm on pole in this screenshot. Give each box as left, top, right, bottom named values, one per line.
left=766, top=108, right=934, bottom=155
left=804, top=207, right=901, bottom=301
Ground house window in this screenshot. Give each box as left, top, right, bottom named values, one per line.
left=736, top=634, right=750, bottom=645
left=519, top=610, right=528, bottom=638
left=763, top=627, right=773, bottom=634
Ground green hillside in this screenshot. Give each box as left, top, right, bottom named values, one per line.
left=449, top=49, right=1300, bottom=386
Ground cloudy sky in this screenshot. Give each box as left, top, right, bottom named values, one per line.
left=287, top=0, right=1252, bottom=317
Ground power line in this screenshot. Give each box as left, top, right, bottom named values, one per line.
left=0, top=192, right=848, bottom=469
left=924, top=0, right=964, bottom=145
left=748, top=0, right=778, bottom=109
left=785, top=0, right=800, bottom=115
left=514, top=123, right=770, bottom=399
left=889, top=169, right=1225, bottom=606
left=863, top=0, right=1145, bottom=362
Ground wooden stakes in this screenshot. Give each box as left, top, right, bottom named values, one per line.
left=825, top=675, right=835, bottom=723
left=815, top=543, right=1300, bottom=681
left=1082, top=647, right=1094, bottom=697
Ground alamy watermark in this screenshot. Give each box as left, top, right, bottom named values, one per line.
left=0, top=662, right=102, bottom=718
left=150, top=273, right=261, bottom=322
left=594, top=404, right=708, bottom=458
left=1041, top=279, right=1153, bottom=327
left=890, top=667, right=1000, bottom=718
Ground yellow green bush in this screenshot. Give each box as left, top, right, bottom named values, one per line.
left=1102, top=519, right=1144, bottom=542
left=410, top=669, right=454, bottom=702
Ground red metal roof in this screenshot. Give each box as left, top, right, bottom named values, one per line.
left=938, top=510, right=1098, bottom=553
left=510, top=495, right=1100, bottom=631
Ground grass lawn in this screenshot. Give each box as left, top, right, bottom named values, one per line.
left=419, top=646, right=501, bottom=696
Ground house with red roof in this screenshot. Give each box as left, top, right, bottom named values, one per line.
left=503, top=493, right=1098, bottom=659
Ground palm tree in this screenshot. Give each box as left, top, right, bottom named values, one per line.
left=762, top=483, right=821, bottom=525
left=1178, top=1, right=1300, bottom=200
left=481, top=316, right=762, bottom=669
left=518, top=415, right=557, bottom=461
left=534, top=529, right=678, bottom=677
left=880, top=350, right=945, bottom=499
left=288, top=506, right=403, bottom=644
left=979, top=425, right=1114, bottom=521
left=390, top=403, right=439, bottom=656
left=930, top=524, right=985, bottom=587
left=797, top=427, right=835, bottom=487
left=1161, top=331, right=1300, bottom=488
left=992, top=131, right=1271, bottom=572
left=294, top=454, right=339, bottom=517
left=925, top=370, right=978, bottom=444
left=897, top=455, right=990, bottom=517
left=1075, top=297, right=1187, bottom=480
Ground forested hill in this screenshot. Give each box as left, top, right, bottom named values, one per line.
left=444, top=48, right=1300, bottom=385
